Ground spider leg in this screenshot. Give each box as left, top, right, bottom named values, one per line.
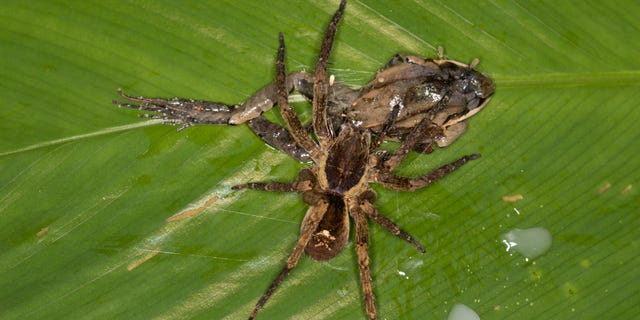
left=313, top=0, right=346, bottom=145
left=382, top=115, right=441, bottom=171
left=349, top=200, right=377, bottom=320
left=376, top=154, right=480, bottom=191
left=246, top=117, right=312, bottom=162
left=234, top=70, right=316, bottom=162
left=275, top=33, right=321, bottom=160
left=248, top=201, right=329, bottom=320
left=361, top=200, right=425, bottom=253
left=234, top=168, right=316, bottom=193
left=232, top=181, right=311, bottom=192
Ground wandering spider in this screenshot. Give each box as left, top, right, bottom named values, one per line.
left=232, top=2, right=477, bottom=319
left=114, top=1, right=489, bottom=318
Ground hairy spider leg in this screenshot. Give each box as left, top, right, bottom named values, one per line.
left=274, top=32, right=320, bottom=160
left=361, top=102, right=479, bottom=247
left=370, top=98, right=479, bottom=191
left=380, top=94, right=480, bottom=175
left=361, top=201, right=426, bottom=253
left=231, top=181, right=311, bottom=193
left=376, top=154, right=479, bottom=192
left=246, top=112, right=312, bottom=162
left=312, top=0, right=346, bottom=147
left=383, top=115, right=439, bottom=171
left=349, top=201, right=376, bottom=319
left=248, top=201, right=329, bottom=320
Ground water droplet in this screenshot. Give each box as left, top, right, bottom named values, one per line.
left=501, top=227, right=552, bottom=259
left=448, top=303, right=480, bottom=320
left=397, top=270, right=409, bottom=279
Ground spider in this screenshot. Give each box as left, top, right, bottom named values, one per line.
left=228, top=1, right=478, bottom=319
left=113, top=1, right=488, bottom=318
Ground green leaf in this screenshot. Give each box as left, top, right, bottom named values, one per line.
left=1, top=1, right=638, bottom=319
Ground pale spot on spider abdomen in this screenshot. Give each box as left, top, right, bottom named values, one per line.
left=307, top=227, right=347, bottom=261
left=313, top=229, right=337, bottom=249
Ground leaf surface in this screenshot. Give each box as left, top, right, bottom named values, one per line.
left=1, top=1, right=638, bottom=319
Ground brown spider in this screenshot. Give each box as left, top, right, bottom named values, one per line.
left=231, top=1, right=479, bottom=319
left=112, top=0, right=488, bottom=318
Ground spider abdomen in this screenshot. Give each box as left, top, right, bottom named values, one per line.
left=305, top=195, right=349, bottom=260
